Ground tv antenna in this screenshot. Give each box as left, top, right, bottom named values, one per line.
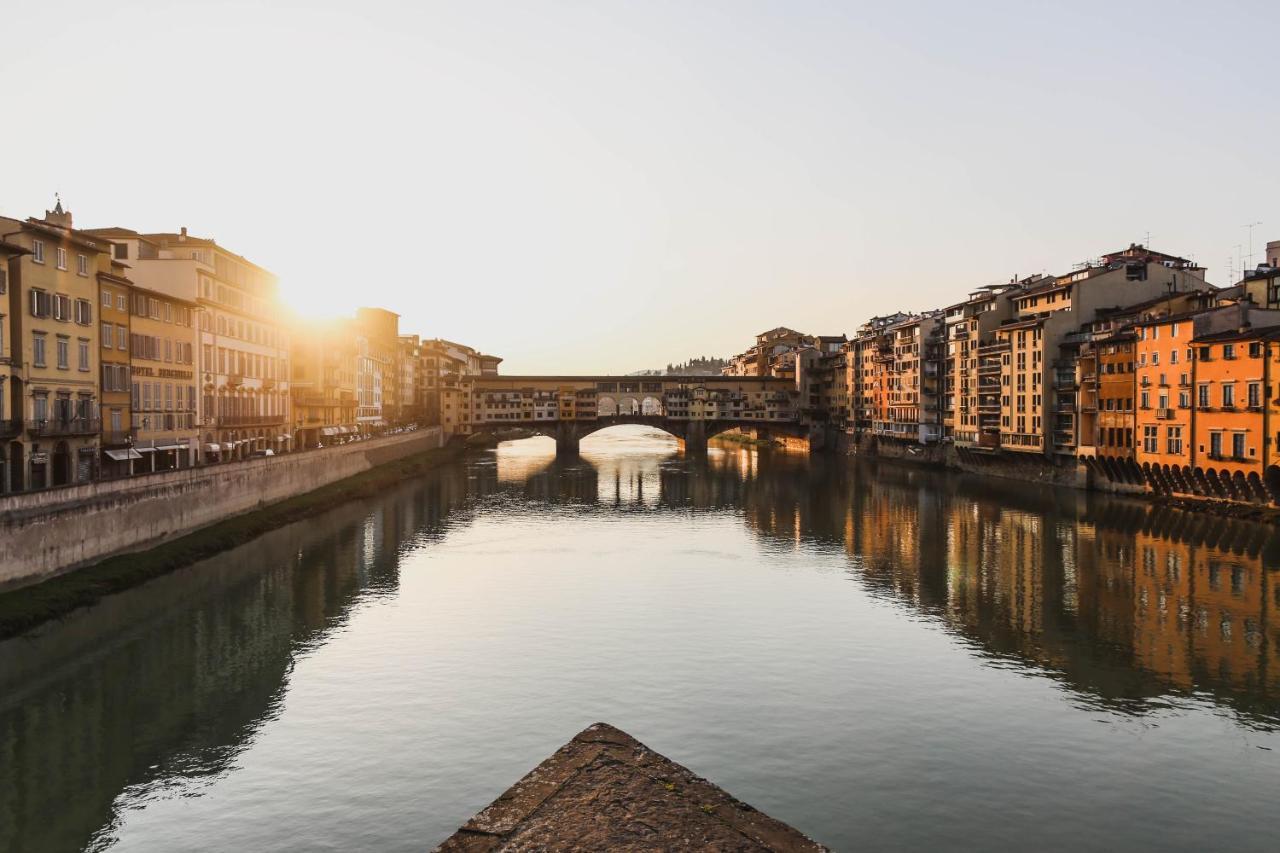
left=1244, top=221, right=1263, bottom=268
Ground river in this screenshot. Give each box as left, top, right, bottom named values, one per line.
left=1, top=426, right=1277, bottom=852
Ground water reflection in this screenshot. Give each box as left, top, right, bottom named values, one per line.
left=0, top=427, right=1277, bottom=852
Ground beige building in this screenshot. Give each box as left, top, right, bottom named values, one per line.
left=128, top=285, right=200, bottom=470
left=942, top=282, right=1025, bottom=446
left=85, top=227, right=291, bottom=461
left=1, top=202, right=108, bottom=490
left=356, top=307, right=399, bottom=429
left=996, top=245, right=1206, bottom=455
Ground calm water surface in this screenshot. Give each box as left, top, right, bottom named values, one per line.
left=2, top=427, right=1279, bottom=852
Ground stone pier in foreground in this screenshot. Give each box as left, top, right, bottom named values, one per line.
left=434, top=723, right=827, bottom=851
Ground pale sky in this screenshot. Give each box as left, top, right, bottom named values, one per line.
left=3, top=1, right=1276, bottom=373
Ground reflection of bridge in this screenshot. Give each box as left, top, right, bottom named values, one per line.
left=463, top=375, right=811, bottom=454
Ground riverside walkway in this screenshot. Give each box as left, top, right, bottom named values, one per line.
left=434, top=723, right=826, bottom=851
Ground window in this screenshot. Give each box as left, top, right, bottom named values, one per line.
left=1249, top=383, right=1262, bottom=408
left=56, top=247, right=67, bottom=270
left=56, top=336, right=69, bottom=369
left=1249, top=342, right=1262, bottom=358
left=1143, top=425, right=1159, bottom=454
left=1171, top=323, right=1178, bottom=338
left=77, top=254, right=88, bottom=276
left=53, top=294, right=70, bottom=321
left=32, top=240, right=45, bottom=263
left=113, top=242, right=127, bottom=260
left=1233, top=432, right=1246, bottom=459
left=1224, top=343, right=1236, bottom=360
left=33, top=333, right=46, bottom=366
left=1198, top=384, right=1210, bottom=408
left=1170, top=350, right=1179, bottom=365
left=1140, top=390, right=1150, bottom=409
left=1152, top=352, right=1160, bottom=366
left=117, top=294, right=126, bottom=312
left=117, top=325, right=128, bottom=350
left=1210, top=431, right=1223, bottom=458
left=1167, top=426, right=1183, bottom=455
left=1222, top=384, right=1235, bottom=408
left=74, top=299, right=91, bottom=325
left=29, top=289, right=51, bottom=317
left=101, top=289, right=111, bottom=307
left=101, top=322, right=113, bottom=348
left=78, top=339, right=89, bottom=371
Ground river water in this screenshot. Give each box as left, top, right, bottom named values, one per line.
left=1, top=427, right=1278, bottom=852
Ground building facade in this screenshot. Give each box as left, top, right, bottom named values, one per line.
left=128, top=285, right=199, bottom=470
left=85, top=227, right=292, bottom=460
left=2, top=203, right=107, bottom=490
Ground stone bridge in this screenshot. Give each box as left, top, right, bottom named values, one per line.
left=463, top=375, right=810, bottom=454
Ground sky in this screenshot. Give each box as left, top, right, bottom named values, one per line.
left=2, top=1, right=1277, bottom=374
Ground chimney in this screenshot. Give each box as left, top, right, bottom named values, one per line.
left=179, top=227, right=187, bottom=241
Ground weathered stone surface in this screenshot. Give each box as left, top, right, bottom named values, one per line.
left=434, top=723, right=827, bottom=852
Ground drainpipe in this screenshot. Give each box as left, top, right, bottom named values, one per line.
left=1265, top=341, right=1272, bottom=472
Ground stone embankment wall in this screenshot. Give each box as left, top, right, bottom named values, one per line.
left=0, top=428, right=444, bottom=590
left=837, top=433, right=1088, bottom=489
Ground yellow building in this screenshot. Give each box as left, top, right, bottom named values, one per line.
left=0, top=202, right=108, bottom=490
left=97, top=262, right=136, bottom=477
left=290, top=317, right=358, bottom=448
left=0, top=238, right=31, bottom=491
left=128, top=285, right=200, bottom=470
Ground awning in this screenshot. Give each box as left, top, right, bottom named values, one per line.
left=136, top=446, right=157, bottom=453
left=105, top=448, right=143, bottom=461
left=155, top=443, right=186, bottom=451
left=204, top=443, right=221, bottom=452
left=321, top=427, right=338, bottom=436
left=337, top=426, right=351, bottom=435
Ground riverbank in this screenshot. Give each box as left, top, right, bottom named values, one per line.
left=0, top=440, right=463, bottom=640
left=842, top=436, right=1280, bottom=522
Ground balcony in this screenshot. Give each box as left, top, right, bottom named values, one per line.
left=29, top=418, right=101, bottom=437
left=0, top=418, right=21, bottom=439
left=1053, top=373, right=1076, bottom=389
left=217, top=414, right=287, bottom=427
left=226, top=373, right=244, bottom=387
left=1155, top=408, right=1175, bottom=420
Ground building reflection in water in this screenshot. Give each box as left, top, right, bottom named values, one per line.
left=0, top=427, right=1277, bottom=852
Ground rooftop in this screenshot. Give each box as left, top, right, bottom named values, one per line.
left=434, top=723, right=825, bottom=852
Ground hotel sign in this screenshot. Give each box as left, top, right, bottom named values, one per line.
left=132, top=366, right=194, bottom=380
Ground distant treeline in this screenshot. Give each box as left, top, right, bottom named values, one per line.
left=665, top=356, right=728, bottom=375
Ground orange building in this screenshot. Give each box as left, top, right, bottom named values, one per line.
left=1134, top=313, right=1201, bottom=478
left=1189, top=327, right=1278, bottom=483
left=1134, top=303, right=1280, bottom=500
